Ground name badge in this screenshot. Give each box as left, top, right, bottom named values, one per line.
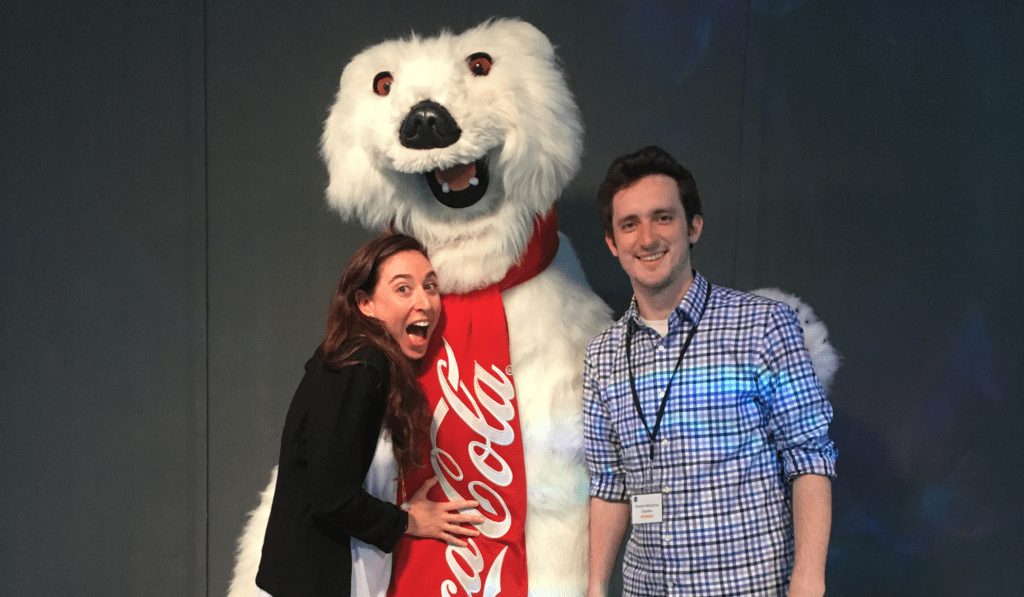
left=630, top=493, right=663, bottom=524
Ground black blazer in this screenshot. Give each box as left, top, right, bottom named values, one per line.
left=256, top=344, right=409, bottom=597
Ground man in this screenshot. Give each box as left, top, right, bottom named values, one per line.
left=584, top=145, right=837, bottom=597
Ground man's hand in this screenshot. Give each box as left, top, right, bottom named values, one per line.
left=787, top=573, right=825, bottom=597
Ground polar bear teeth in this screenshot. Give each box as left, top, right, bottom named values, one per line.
left=424, top=158, right=489, bottom=209
left=434, top=161, right=477, bottom=192
left=442, top=177, right=480, bottom=193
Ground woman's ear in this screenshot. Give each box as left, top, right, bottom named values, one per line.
left=356, top=290, right=374, bottom=318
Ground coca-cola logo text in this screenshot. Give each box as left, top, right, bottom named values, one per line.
left=431, top=338, right=518, bottom=596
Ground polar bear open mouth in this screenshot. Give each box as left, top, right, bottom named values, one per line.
left=423, top=158, right=489, bottom=209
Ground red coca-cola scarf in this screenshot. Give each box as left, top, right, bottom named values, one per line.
left=389, top=210, right=559, bottom=597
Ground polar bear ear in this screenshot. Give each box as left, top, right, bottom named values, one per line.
left=468, top=17, right=543, bottom=42
left=750, top=287, right=841, bottom=392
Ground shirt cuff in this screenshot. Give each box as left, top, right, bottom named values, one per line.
left=781, top=440, right=838, bottom=481
left=589, top=472, right=627, bottom=501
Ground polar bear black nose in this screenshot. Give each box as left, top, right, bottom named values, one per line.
left=399, top=100, right=461, bottom=149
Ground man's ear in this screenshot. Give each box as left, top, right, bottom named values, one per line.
left=356, top=290, right=374, bottom=318
left=688, top=214, right=704, bottom=246
left=604, top=232, right=619, bottom=257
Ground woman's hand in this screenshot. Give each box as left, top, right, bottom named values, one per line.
left=404, top=477, right=485, bottom=547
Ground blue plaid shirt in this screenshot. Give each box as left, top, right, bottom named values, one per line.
left=584, top=272, right=837, bottom=596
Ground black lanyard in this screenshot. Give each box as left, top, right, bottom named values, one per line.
left=625, top=281, right=712, bottom=460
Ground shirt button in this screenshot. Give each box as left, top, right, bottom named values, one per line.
left=662, top=486, right=671, bottom=494
left=662, top=534, right=672, bottom=543
left=661, top=438, right=669, bottom=446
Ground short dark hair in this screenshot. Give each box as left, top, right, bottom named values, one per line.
left=596, top=145, right=702, bottom=236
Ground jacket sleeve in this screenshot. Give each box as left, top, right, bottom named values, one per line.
left=302, top=349, right=409, bottom=551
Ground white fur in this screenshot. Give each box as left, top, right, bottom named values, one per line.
left=750, top=287, right=841, bottom=391
left=503, top=236, right=611, bottom=592
left=227, top=467, right=276, bottom=597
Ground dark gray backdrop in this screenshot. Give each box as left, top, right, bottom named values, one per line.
left=3, top=1, right=1022, bottom=595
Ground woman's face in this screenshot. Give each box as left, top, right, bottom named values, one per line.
left=357, top=250, right=441, bottom=360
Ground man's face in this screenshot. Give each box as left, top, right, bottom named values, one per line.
left=605, top=174, right=703, bottom=299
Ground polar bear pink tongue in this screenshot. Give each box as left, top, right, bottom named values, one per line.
left=434, top=162, right=477, bottom=191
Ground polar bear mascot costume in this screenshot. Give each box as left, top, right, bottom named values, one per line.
left=229, top=18, right=840, bottom=597
left=230, top=19, right=610, bottom=597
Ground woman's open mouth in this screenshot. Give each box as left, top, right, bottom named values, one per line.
left=406, top=321, right=431, bottom=343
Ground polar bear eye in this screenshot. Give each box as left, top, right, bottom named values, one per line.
left=373, top=71, right=394, bottom=96
left=467, top=53, right=493, bottom=77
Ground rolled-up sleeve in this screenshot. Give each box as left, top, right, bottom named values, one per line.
left=758, top=304, right=838, bottom=481
left=583, top=350, right=627, bottom=501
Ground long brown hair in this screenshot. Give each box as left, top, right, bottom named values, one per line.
left=319, top=233, right=431, bottom=470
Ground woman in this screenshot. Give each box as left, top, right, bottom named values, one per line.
left=255, top=234, right=483, bottom=597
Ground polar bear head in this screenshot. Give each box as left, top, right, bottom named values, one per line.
left=321, top=19, right=582, bottom=293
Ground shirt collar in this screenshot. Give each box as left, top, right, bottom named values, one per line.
left=623, top=270, right=710, bottom=330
